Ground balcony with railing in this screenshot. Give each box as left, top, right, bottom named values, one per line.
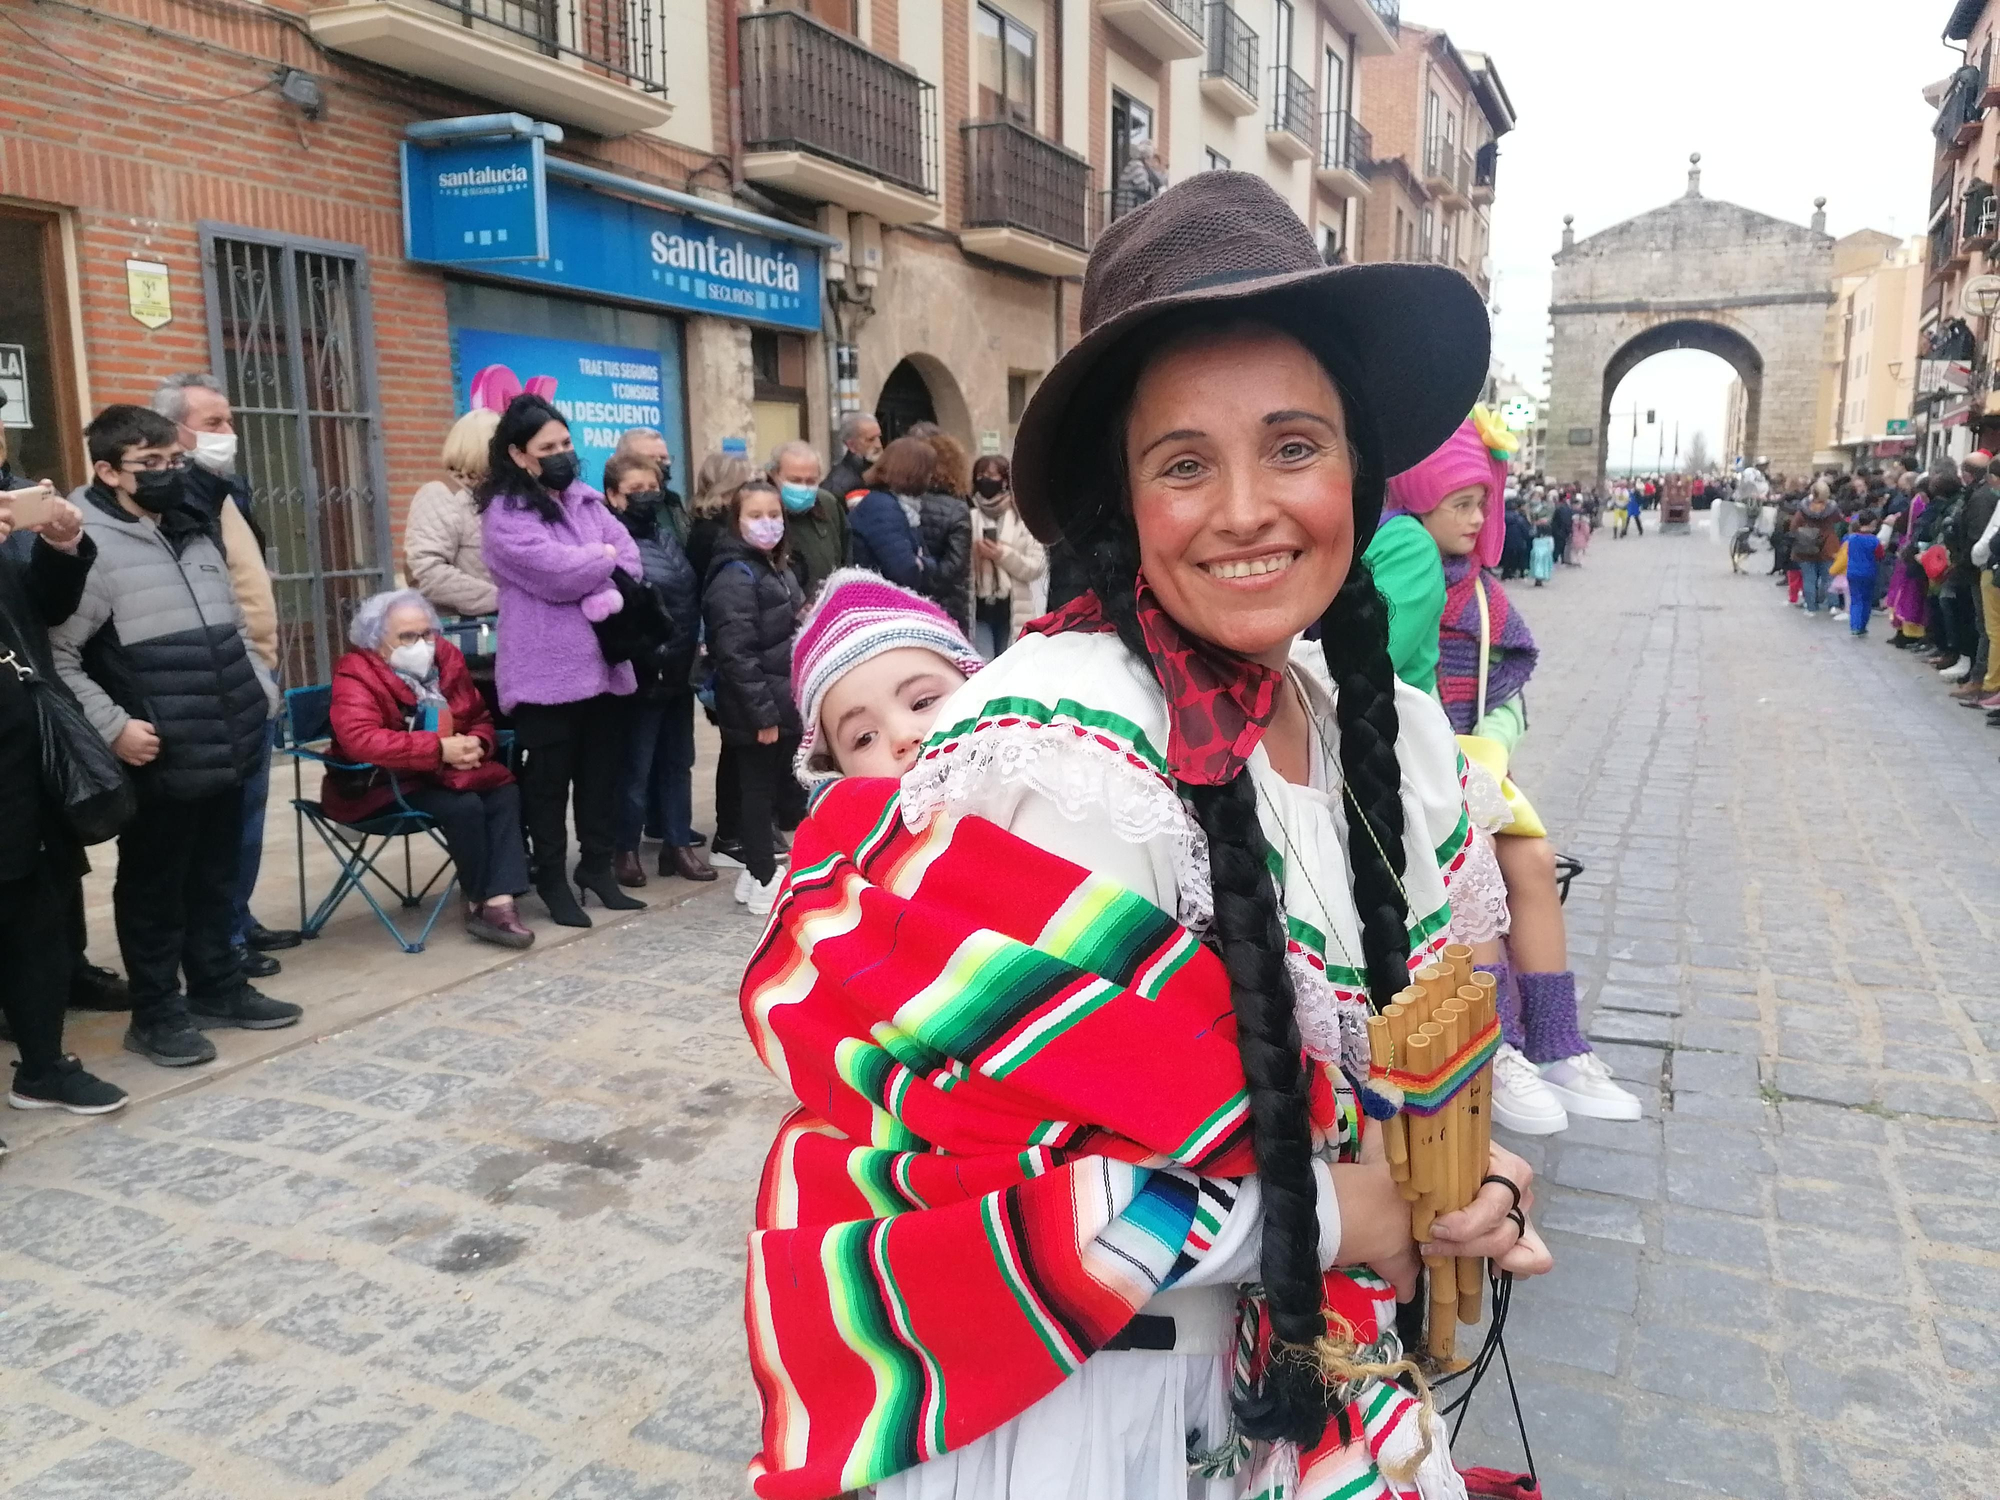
left=1934, top=165, right=1958, bottom=224
left=307, top=0, right=671, bottom=135
left=960, top=119, right=1093, bottom=276
left=1931, top=211, right=1964, bottom=278
left=1200, top=3, right=1258, bottom=117
left=1368, top=0, right=1398, bottom=32
left=1472, top=141, right=1498, bottom=203
left=1965, top=183, right=1998, bottom=253
left=1315, top=110, right=1371, bottom=198
left=1266, top=65, right=1315, bottom=161
left=738, top=7, right=940, bottom=224
left=1936, top=62, right=1985, bottom=155
left=1100, top=0, right=1205, bottom=64
left=1421, top=132, right=1456, bottom=197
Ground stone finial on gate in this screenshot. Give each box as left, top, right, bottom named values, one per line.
left=1811, top=197, right=1828, bottom=234
left=1685, top=152, right=1703, bottom=198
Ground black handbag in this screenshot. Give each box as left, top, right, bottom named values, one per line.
left=590, top=569, right=680, bottom=697
left=2, top=647, right=136, bottom=845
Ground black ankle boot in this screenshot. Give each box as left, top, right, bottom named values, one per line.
left=575, top=863, right=645, bottom=911
left=536, top=876, right=591, bottom=927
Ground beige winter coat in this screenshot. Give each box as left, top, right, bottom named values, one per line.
left=218, top=500, right=279, bottom=674
left=971, top=500, right=1047, bottom=642
left=404, top=480, right=498, bottom=617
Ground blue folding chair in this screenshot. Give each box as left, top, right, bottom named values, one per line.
left=282, top=684, right=458, bottom=954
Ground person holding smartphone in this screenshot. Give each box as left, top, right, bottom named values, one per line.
left=967, top=454, right=1045, bottom=659
left=0, top=484, right=130, bottom=1119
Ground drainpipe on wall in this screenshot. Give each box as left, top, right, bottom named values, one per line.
left=725, top=1, right=745, bottom=185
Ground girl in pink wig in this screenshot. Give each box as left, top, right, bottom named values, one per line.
left=1365, top=409, right=1641, bottom=1138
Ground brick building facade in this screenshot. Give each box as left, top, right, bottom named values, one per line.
left=0, top=0, right=1506, bottom=686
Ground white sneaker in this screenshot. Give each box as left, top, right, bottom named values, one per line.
left=733, top=868, right=753, bottom=905
left=1539, top=1052, right=1643, bottom=1122
left=1490, top=1044, right=1569, bottom=1135
left=744, top=870, right=784, bottom=917
left=1940, top=659, right=1972, bottom=683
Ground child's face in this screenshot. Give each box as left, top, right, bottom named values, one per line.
left=823, top=647, right=968, bottom=779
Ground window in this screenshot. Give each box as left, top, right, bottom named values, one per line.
left=1206, top=147, right=1231, bottom=171
left=1323, top=44, right=1344, bottom=115
left=1271, top=0, right=1293, bottom=68
left=1111, top=91, right=1155, bottom=217
left=1320, top=223, right=1344, bottom=265
left=975, top=4, right=1036, bottom=128
left=1420, top=208, right=1435, bottom=259
left=1425, top=89, right=1441, bottom=146
left=1007, top=372, right=1033, bottom=424
left=1439, top=217, right=1454, bottom=265
left=0, top=204, right=84, bottom=492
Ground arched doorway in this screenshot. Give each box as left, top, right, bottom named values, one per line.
left=1596, top=319, right=1763, bottom=481
left=876, top=359, right=937, bottom=441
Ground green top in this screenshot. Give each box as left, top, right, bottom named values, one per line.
left=1362, top=514, right=1446, bottom=697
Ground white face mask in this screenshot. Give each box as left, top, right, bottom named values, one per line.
left=190, top=431, right=239, bottom=475
left=388, top=640, right=435, bottom=679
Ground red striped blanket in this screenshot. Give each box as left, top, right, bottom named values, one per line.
left=739, top=779, right=1439, bottom=1500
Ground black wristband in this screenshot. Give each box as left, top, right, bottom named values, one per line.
left=1482, top=1173, right=1522, bottom=1215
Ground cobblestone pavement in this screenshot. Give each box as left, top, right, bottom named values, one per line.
left=3, top=520, right=1998, bottom=1499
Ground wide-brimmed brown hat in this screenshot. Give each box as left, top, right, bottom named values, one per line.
left=1012, top=171, right=1491, bottom=543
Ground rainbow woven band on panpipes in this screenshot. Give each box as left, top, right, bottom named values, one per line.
left=1371, top=1018, right=1501, bottom=1116
left=738, top=777, right=1436, bottom=1500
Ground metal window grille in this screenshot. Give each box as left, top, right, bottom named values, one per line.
left=1202, top=3, right=1257, bottom=100
left=201, top=227, right=392, bottom=689
left=738, top=8, right=939, bottom=198
left=1269, top=64, right=1314, bottom=145
left=961, top=119, right=1092, bottom=251
left=418, top=0, right=661, bottom=89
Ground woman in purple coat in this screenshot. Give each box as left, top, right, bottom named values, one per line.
left=478, top=394, right=646, bottom=926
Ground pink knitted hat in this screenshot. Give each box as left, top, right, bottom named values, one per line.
left=791, top=569, right=984, bottom=787
left=1383, top=410, right=1510, bottom=570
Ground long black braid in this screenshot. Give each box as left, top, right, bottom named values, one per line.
left=1061, top=308, right=1413, bottom=1448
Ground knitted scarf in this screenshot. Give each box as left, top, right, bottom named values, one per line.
left=1023, top=579, right=1281, bottom=785
left=740, top=778, right=1440, bottom=1500
left=1436, top=555, right=1537, bottom=733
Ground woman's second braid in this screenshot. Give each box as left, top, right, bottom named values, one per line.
left=1316, top=558, right=1412, bottom=1008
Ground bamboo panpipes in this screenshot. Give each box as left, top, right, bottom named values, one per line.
left=1367, top=943, right=1497, bottom=1366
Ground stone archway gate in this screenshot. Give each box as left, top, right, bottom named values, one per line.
left=1544, top=160, right=1833, bottom=485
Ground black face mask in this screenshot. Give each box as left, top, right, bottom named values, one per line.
left=624, top=489, right=663, bottom=515
left=128, top=466, right=187, bottom=514
left=972, top=476, right=1005, bottom=499
left=536, top=452, right=579, bottom=493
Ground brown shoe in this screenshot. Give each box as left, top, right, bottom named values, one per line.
left=614, top=850, right=649, bottom=888
left=467, top=904, right=535, bottom=949
left=667, top=844, right=718, bottom=882
left=1952, top=680, right=1988, bottom=701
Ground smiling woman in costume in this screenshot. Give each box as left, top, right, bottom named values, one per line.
left=738, top=173, right=1551, bottom=1500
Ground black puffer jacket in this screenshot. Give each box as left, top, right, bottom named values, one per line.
left=613, top=496, right=700, bottom=695
left=914, top=492, right=972, bottom=630
left=702, top=532, right=803, bottom=746
left=49, top=485, right=274, bottom=801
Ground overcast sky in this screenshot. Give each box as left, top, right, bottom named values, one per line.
left=1407, top=0, right=1952, bottom=461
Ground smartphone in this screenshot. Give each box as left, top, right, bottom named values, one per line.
left=7, top=485, right=56, bottom=531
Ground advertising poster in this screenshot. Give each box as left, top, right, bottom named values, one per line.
left=452, top=327, right=670, bottom=494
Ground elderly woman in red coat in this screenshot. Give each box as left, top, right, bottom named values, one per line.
left=325, top=588, right=533, bottom=948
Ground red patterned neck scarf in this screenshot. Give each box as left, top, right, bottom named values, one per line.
left=1024, top=578, right=1282, bottom=785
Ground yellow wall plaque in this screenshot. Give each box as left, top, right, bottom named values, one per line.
left=126, top=259, right=172, bottom=330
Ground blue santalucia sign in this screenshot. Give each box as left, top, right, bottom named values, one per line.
left=403, top=137, right=822, bottom=335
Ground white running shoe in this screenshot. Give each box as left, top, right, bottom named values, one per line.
left=1539, top=1052, right=1643, bottom=1121
left=744, top=870, right=785, bottom=917
left=1490, top=1044, right=1569, bottom=1135
left=1940, top=659, right=1973, bottom=683
left=733, top=868, right=753, bottom=904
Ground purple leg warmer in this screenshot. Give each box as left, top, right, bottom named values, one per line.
left=1517, top=970, right=1590, bottom=1064
left=1476, top=961, right=1524, bottom=1051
